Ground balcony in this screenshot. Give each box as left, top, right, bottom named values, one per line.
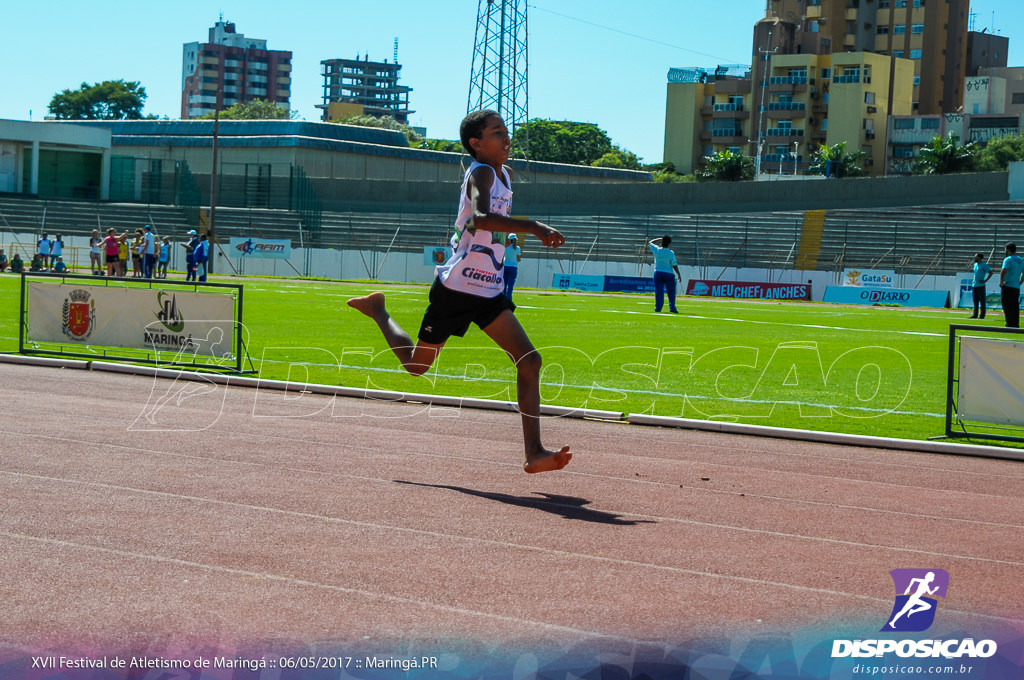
left=763, top=128, right=805, bottom=137
left=713, top=103, right=744, bottom=111
left=712, top=129, right=745, bottom=137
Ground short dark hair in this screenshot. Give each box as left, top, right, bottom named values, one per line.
left=460, top=109, right=500, bottom=158
left=1007, top=242, right=1017, bottom=254
left=662, top=235, right=672, bottom=247
left=976, top=252, right=985, bottom=259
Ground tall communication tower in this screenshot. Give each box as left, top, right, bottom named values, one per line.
left=467, top=0, right=529, bottom=151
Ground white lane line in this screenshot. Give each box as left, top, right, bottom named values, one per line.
left=4, top=471, right=1023, bottom=573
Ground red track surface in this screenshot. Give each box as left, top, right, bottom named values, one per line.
left=1, top=363, right=1022, bottom=661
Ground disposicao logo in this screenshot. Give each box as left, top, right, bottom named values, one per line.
left=882, top=568, right=948, bottom=632
left=831, top=569, right=998, bottom=660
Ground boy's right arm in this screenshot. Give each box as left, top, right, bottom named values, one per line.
left=467, top=166, right=565, bottom=248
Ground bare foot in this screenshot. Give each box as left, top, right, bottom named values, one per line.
left=347, top=291, right=386, bottom=319
left=523, top=445, right=572, bottom=474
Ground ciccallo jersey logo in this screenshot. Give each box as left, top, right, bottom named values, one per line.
left=62, top=289, right=95, bottom=341
left=882, top=568, right=948, bottom=632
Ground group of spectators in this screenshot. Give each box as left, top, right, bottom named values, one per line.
left=91, top=225, right=167, bottom=278
left=0, top=226, right=212, bottom=282
left=0, top=233, right=68, bottom=274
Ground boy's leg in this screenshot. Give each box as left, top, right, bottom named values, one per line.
left=482, top=310, right=572, bottom=473
left=347, top=292, right=443, bottom=376
left=668, top=276, right=678, bottom=313
left=653, top=273, right=665, bottom=312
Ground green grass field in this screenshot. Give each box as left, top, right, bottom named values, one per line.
left=0, top=273, right=1006, bottom=443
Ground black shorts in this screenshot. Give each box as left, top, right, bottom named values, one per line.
left=105, top=254, right=119, bottom=264
left=418, top=279, right=514, bottom=344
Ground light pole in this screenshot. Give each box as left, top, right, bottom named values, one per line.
left=754, top=31, right=777, bottom=178
left=793, top=142, right=799, bottom=175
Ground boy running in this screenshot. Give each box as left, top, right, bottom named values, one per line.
left=347, top=110, right=572, bottom=474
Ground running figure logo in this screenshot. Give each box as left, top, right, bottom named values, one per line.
left=882, top=569, right=950, bottom=632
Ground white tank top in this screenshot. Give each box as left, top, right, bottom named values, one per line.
left=436, top=162, right=513, bottom=297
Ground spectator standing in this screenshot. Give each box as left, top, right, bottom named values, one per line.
left=157, top=236, right=171, bottom=278
left=117, top=233, right=129, bottom=276
left=182, top=230, right=199, bottom=281
left=503, top=233, right=522, bottom=301
left=647, top=235, right=682, bottom=314
left=89, top=229, right=103, bottom=275
left=37, top=233, right=51, bottom=270
left=143, top=225, right=156, bottom=278
left=102, top=228, right=123, bottom=276
left=51, top=234, right=64, bottom=268
left=131, top=229, right=144, bottom=278
left=969, top=253, right=993, bottom=320
left=195, top=234, right=210, bottom=282
left=1000, top=242, right=1024, bottom=328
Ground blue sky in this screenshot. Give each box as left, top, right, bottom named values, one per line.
left=2, top=0, right=1022, bottom=163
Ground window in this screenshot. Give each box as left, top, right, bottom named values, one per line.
left=894, top=118, right=916, bottom=129
left=894, top=50, right=905, bottom=58
left=913, top=0, right=924, bottom=6
left=877, top=26, right=889, bottom=34
left=865, top=92, right=876, bottom=104
left=879, top=0, right=890, bottom=7
left=910, top=49, right=922, bottom=59
left=894, top=25, right=906, bottom=34
left=913, top=75, right=921, bottom=85
left=821, top=68, right=831, bottom=79
left=921, top=118, right=939, bottom=129
left=1012, top=93, right=1024, bottom=105
left=912, top=24, right=924, bottom=33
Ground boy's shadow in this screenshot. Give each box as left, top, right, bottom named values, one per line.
left=394, top=480, right=655, bottom=526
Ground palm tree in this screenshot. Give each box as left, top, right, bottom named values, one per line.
left=912, top=133, right=977, bottom=175
left=807, top=142, right=867, bottom=178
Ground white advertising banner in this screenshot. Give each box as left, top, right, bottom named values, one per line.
left=957, top=336, right=1024, bottom=427
left=842, top=268, right=897, bottom=288
left=28, top=283, right=236, bottom=358
left=228, top=237, right=291, bottom=259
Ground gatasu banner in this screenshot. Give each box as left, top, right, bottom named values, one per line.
left=28, top=283, right=235, bottom=359
left=842, top=268, right=897, bottom=288
left=229, top=237, right=291, bottom=259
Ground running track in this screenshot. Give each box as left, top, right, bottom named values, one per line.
left=0, top=361, right=1021, bottom=675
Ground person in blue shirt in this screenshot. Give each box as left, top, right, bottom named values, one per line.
left=999, top=242, right=1024, bottom=328
left=648, top=235, right=682, bottom=313
left=502, top=233, right=522, bottom=300
left=195, top=234, right=209, bottom=282
left=970, top=252, right=992, bottom=319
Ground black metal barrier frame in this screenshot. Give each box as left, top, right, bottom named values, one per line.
left=945, top=324, right=1024, bottom=444
left=18, top=272, right=253, bottom=373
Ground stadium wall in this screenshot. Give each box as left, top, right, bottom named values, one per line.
left=4, top=232, right=963, bottom=306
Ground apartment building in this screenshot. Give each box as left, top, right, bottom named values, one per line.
left=181, top=21, right=293, bottom=119
left=665, top=0, right=969, bottom=176
left=762, top=0, right=969, bottom=114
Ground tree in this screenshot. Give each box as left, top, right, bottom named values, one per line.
left=912, top=133, right=977, bottom=175
left=698, top=149, right=755, bottom=181
left=510, top=119, right=617, bottom=165
left=201, top=99, right=294, bottom=120
left=807, top=141, right=867, bottom=178
left=48, top=80, right=147, bottom=120
left=591, top=147, right=643, bottom=170
left=333, top=113, right=423, bottom=145
left=972, top=133, right=1024, bottom=172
